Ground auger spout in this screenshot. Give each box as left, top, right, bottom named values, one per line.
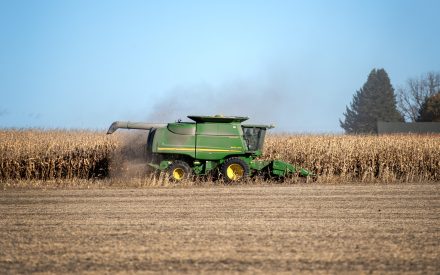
left=106, top=121, right=166, bottom=134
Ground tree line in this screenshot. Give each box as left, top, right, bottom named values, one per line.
left=340, top=69, right=440, bottom=133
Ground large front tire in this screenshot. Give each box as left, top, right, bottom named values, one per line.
left=168, top=160, right=192, bottom=182
left=221, top=158, right=249, bottom=183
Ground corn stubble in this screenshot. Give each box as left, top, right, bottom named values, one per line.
left=0, top=130, right=439, bottom=184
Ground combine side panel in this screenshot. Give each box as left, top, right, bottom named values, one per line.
left=155, top=125, right=196, bottom=158
left=195, top=122, right=245, bottom=160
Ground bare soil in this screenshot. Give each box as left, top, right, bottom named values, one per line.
left=1, top=184, right=439, bottom=274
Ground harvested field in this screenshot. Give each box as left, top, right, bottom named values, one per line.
left=1, top=184, right=439, bottom=273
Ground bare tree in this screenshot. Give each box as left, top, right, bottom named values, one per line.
left=397, top=72, right=440, bottom=121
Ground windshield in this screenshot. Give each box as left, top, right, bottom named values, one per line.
left=242, top=127, right=266, bottom=151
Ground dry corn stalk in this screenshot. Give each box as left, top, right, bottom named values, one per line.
left=0, top=130, right=118, bottom=181
left=264, top=134, right=440, bottom=183
left=1, top=130, right=439, bottom=183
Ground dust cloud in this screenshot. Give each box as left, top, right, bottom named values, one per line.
left=146, top=73, right=298, bottom=129
left=109, top=132, right=152, bottom=180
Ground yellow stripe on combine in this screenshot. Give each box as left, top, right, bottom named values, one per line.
left=157, top=147, right=242, bottom=153
left=157, top=147, right=194, bottom=151
left=198, top=148, right=242, bottom=153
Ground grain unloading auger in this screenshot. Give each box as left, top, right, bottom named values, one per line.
left=107, top=115, right=314, bottom=182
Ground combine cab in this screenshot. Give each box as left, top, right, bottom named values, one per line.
left=107, top=115, right=313, bottom=182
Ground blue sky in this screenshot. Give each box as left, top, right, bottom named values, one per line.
left=0, top=0, right=439, bottom=132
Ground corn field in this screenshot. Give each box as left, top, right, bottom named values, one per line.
left=0, top=130, right=439, bottom=183
left=265, top=134, right=440, bottom=182
left=0, top=130, right=117, bottom=181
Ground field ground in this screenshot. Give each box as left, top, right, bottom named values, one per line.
left=1, top=184, right=439, bottom=274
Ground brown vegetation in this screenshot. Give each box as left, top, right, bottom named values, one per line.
left=0, top=130, right=117, bottom=181
left=0, top=130, right=439, bottom=184
left=265, top=134, right=440, bottom=183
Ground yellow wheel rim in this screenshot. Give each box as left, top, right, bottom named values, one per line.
left=172, top=168, right=185, bottom=180
left=226, top=164, right=244, bottom=181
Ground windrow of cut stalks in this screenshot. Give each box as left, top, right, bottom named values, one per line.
left=264, top=134, right=440, bottom=183
left=0, top=130, right=118, bottom=181
left=0, top=130, right=439, bottom=183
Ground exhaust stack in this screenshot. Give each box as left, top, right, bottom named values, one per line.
left=107, top=121, right=166, bottom=134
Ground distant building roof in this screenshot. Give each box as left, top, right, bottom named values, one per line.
left=377, top=122, right=440, bottom=134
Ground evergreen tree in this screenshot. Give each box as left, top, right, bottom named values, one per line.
left=340, top=69, right=403, bottom=133
left=417, top=93, right=440, bottom=122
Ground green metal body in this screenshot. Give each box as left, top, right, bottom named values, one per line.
left=107, top=115, right=312, bottom=178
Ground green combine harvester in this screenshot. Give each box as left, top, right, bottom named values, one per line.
left=107, top=115, right=313, bottom=182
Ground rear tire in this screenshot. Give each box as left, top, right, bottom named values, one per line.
left=221, top=158, right=249, bottom=183
left=168, top=160, right=192, bottom=182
